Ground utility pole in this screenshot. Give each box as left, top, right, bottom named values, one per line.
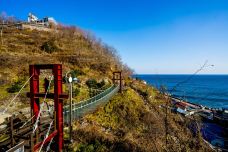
left=165, top=99, right=168, bottom=148
left=160, top=86, right=168, bottom=149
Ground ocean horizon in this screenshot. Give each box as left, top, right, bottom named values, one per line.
left=133, top=74, right=228, bottom=109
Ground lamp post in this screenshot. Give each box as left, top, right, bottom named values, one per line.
left=65, top=71, right=73, bottom=143
left=68, top=75, right=73, bottom=143
left=65, top=71, right=79, bottom=142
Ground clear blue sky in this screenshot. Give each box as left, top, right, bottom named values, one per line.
left=1, top=0, right=228, bottom=74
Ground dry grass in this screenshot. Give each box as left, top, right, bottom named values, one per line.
left=69, top=80, right=212, bottom=152
left=0, top=26, right=132, bottom=105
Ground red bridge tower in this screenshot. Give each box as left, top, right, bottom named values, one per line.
left=28, top=64, right=68, bottom=152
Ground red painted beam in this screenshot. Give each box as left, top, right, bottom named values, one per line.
left=34, top=64, right=54, bottom=69
left=27, top=92, right=69, bottom=99
left=33, top=130, right=58, bottom=151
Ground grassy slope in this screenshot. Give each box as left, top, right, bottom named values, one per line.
left=0, top=26, right=130, bottom=109
left=0, top=27, right=122, bottom=78
left=69, top=80, right=212, bottom=152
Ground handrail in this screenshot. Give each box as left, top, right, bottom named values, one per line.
left=63, top=85, right=119, bottom=123
left=63, top=85, right=115, bottom=110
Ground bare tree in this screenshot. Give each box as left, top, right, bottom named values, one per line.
left=0, top=12, right=6, bottom=46
left=0, top=12, right=7, bottom=22
left=0, top=24, right=2, bottom=46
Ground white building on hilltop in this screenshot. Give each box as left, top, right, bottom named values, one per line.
left=28, top=13, right=57, bottom=27
left=28, top=13, right=38, bottom=22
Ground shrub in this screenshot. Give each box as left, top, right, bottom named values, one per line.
left=86, top=79, right=98, bottom=89
left=7, top=80, right=24, bottom=93
left=86, top=79, right=105, bottom=89
left=41, top=40, right=58, bottom=53
left=70, top=69, right=85, bottom=78
left=97, top=80, right=105, bottom=88
left=73, top=88, right=80, bottom=97
left=76, top=140, right=107, bottom=152
left=62, top=76, right=67, bottom=83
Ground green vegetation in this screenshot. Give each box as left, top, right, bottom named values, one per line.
left=69, top=81, right=212, bottom=152
left=6, top=79, right=25, bottom=93
left=70, top=69, right=85, bottom=78
left=41, top=39, right=59, bottom=53
left=86, top=79, right=105, bottom=89
left=73, top=87, right=80, bottom=97
left=76, top=140, right=107, bottom=152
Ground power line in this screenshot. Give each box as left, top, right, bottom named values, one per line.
left=170, top=60, right=214, bottom=94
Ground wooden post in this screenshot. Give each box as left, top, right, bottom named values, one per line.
left=54, top=111, right=56, bottom=130
left=36, top=129, right=39, bottom=145
left=30, top=134, right=34, bottom=152
left=10, top=115, right=15, bottom=147
left=119, top=71, right=122, bottom=93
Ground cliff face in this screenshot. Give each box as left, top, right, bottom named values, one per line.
left=69, top=80, right=212, bottom=152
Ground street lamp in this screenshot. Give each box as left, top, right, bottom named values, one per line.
left=65, top=72, right=73, bottom=143
left=68, top=76, right=72, bottom=83
left=68, top=75, right=73, bottom=143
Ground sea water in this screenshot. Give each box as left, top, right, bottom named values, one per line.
left=134, top=75, right=228, bottom=109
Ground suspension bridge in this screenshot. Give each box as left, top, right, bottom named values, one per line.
left=0, top=64, right=122, bottom=152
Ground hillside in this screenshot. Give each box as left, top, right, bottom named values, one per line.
left=68, top=80, right=212, bottom=152
left=0, top=25, right=131, bottom=78
left=0, top=24, right=211, bottom=151
left=0, top=25, right=132, bottom=108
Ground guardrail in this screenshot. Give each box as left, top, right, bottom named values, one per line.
left=63, top=85, right=119, bottom=124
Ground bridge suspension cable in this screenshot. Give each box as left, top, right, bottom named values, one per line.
left=38, top=120, right=54, bottom=152
left=33, top=75, right=53, bottom=134
left=1, top=74, right=34, bottom=115
left=46, top=137, right=54, bottom=152
left=20, top=74, right=53, bottom=129
left=19, top=115, right=35, bottom=129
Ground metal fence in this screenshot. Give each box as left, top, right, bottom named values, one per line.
left=63, top=85, right=119, bottom=124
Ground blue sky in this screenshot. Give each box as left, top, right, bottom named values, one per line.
left=1, top=0, right=228, bottom=74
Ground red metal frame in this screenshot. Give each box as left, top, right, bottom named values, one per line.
left=28, top=64, right=68, bottom=152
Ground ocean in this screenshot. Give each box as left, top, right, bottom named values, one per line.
left=134, top=75, right=228, bottom=109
